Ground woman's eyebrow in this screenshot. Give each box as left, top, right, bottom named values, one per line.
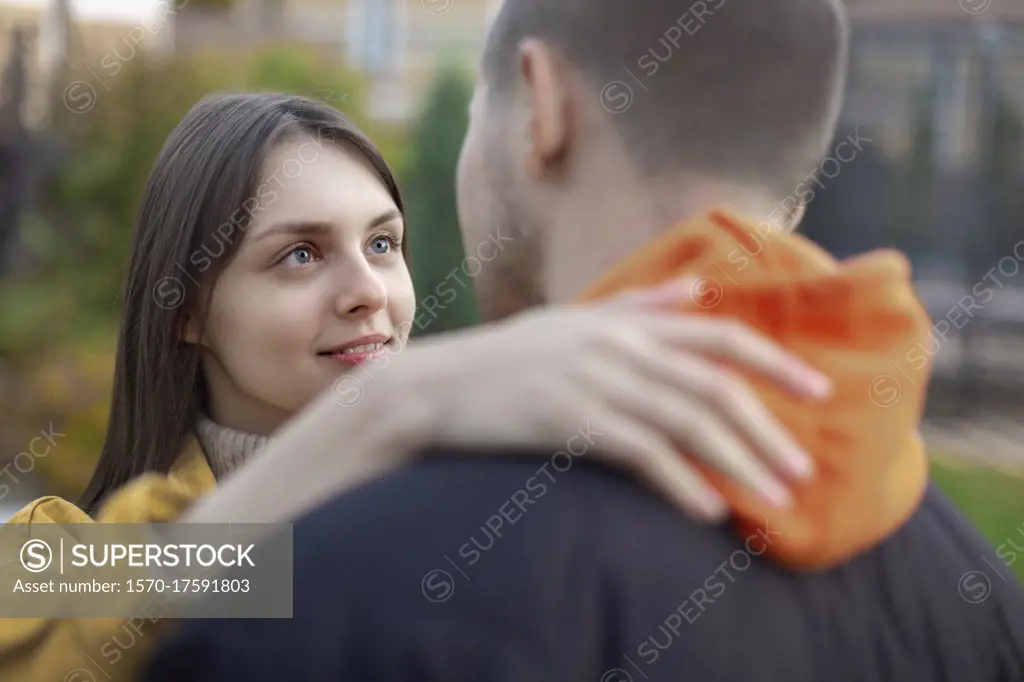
left=368, top=209, right=403, bottom=230
left=252, top=209, right=402, bottom=244
left=251, top=221, right=334, bottom=244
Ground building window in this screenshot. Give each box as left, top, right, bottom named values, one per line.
left=346, top=0, right=405, bottom=74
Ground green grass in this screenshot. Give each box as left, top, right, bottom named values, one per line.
left=931, top=459, right=1024, bottom=583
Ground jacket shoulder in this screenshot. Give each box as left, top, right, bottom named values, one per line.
left=6, top=496, right=91, bottom=524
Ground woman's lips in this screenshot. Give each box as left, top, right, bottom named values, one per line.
left=321, top=348, right=386, bottom=366
left=318, top=339, right=392, bottom=366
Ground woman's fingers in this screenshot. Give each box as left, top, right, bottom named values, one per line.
left=636, top=348, right=815, bottom=480
left=583, top=358, right=796, bottom=509
left=638, top=315, right=833, bottom=400
left=588, top=291, right=832, bottom=399
left=583, top=405, right=728, bottom=522
left=600, top=279, right=698, bottom=310
left=664, top=395, right=794, bottom=507
left=684, top=365, right=815, bottom=479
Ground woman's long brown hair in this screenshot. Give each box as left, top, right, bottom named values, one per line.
left=78, top=92, right=407, bottom=515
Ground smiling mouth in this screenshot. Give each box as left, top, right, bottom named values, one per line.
left=317, top=338, right=395, bottom=361
left=328, top=342, right=384, bottom=355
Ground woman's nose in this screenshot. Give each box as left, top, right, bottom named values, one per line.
left=333, top=261, right=388, bottom=318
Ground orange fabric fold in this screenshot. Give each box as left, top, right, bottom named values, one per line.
left=577, top=209, right=934, bottom=571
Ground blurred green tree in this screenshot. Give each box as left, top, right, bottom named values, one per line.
left=402, top=64, right=479, bottom=337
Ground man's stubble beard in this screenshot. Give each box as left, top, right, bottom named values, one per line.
left=473, top=127, right=549, bottom=323
left=472, top=208, right=547, bottom=324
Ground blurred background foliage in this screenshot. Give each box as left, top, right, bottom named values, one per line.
left=405, top=63, right=479, bottom=337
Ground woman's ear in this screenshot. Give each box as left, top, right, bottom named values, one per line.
left=180, top=312, right=202, bottom=344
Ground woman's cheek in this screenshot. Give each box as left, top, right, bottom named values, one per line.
left=381, top=266, right=416, bottom=326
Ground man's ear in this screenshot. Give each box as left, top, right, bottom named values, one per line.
left=517, top=38, right=571, bottom=178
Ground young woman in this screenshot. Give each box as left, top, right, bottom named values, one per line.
left=0, top=92, right=825, bottom=681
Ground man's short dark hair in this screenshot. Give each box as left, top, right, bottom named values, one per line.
left=482, top=0, right=849, bottom=196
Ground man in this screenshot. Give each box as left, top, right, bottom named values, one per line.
left=144, top=0, right=1024, bottom=679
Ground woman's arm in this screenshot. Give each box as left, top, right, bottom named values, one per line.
left=183, top=293, right=829, bottom=525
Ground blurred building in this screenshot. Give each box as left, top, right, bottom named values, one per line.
left=845, top=0, right=1024, bottom=168
left=4, top=0, right=1024, bottom=147
left=169, top=0, right=1024, bottom=146
left=172, top=0, right=503, bottom=122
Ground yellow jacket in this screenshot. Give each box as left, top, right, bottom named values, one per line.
left=0, top=435, right=215, bottom=682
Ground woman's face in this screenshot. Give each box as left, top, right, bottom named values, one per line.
left=187, top=136, right=416, bottom=435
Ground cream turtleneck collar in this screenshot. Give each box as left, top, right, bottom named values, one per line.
left=194, top=415, right=270, bottom=479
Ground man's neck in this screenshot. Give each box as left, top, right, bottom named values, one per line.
left=540, top=179, right=784, bottom=304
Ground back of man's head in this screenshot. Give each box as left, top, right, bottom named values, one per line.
left=482, top=0, right=850, bottom=196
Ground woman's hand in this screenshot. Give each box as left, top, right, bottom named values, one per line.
left=370, top=280, right=831, bottom=522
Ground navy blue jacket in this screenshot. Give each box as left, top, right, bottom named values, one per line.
left=143, top=450, right=1024, bottom=681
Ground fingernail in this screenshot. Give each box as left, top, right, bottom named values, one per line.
left=792, top=365, right=832, bottom=399
left=760, top=479, right=795, bottom=509
left=778, top=436, right=815, bottom=479
left=786, top=450, right=815, bottom=479
left=700, top=493, right=729, bottom=521
left=636, top=280, right=697, bottom=306
left=653, top=278, right=695, bottom=295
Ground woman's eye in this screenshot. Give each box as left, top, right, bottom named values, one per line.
left=280, top=245, right=318, bottom=267
left=369, top=235, right=401, bottom=255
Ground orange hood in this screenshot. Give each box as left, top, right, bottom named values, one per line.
left=578, top=209, right=934, bottom=571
